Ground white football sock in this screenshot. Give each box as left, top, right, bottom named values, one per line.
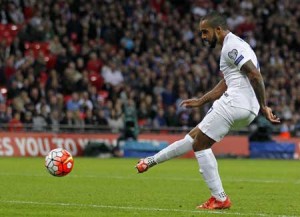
left=153, top=135, right=194, bottom=164
left=195, top=149, right=227, bottom=202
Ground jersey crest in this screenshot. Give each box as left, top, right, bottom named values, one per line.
left=228, top=49, right=238, bottom=60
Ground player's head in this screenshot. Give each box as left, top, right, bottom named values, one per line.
left=199, top=11, right=228, bottom=48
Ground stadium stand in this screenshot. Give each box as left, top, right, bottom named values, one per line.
left=0, top=0, right=299, bottom=135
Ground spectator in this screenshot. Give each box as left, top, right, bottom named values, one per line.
left=164, top=105, right=179, bottom=127
left=153, top=108, right=167, bottom=128
left=95, top=109, right=108, bottom=127
left=60, top=110, right=75, bottom=131
left=48, top=94, right=63, bottom=113
left=36, top=98, right=50, bottom=115
left=120, top=30, right=134, bottom=55
left=101, top=60, right=124, bottom=87
left=66, top=92, right=80, bottom=111
left=47, top=109, right=60, bottom=132
left=138, top=100, right=152, bottom=122
left=84, top=109, right=96, bottom=126
left=227, top=12, right=245, bottom=31
left=188, top=110, right=202, bottom=127
left=8, top=112, right=23, bottom=131
left=86, top=52, right=103, bottom=73
left=79, top=91, right=93, bottom=112
left=32, top=112, right=48, bottom=132
left=63, top=62, right=83, bottom=93
left=29, top=87, right=41, bottom=106
left=6, top=1, right=24, bottom=24
left=161, top=81, right=176, bottom=106
left=49, top=36, right=64, bottom=55
left=73, top=110, right=85, bottom=130
left=0, top=103, right=11, bottom=124
left=107, top=109, right=123, bottom=133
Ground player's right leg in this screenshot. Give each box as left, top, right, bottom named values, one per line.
left=135, top=127, right=199, bottom=173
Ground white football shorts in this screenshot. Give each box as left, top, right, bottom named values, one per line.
left=198, top=96, right=257, bottom=142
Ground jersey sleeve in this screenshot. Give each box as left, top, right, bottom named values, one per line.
left=222, top=40, right=253, bottom=71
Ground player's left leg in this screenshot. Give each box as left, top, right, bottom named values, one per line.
left=194, top=100, right=256, bottom=209
left=192, top=130, right=231, bottom=209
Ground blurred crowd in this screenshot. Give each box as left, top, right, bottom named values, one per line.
left=0, top=0, right=299, bottom=135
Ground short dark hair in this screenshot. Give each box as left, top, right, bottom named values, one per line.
left=201, top=11, right=228, bottom=30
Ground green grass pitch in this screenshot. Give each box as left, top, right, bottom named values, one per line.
left=0, top=157, right=299, bottom=217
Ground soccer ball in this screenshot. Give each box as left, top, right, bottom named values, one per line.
left=45, top=148, right=74, bottom=177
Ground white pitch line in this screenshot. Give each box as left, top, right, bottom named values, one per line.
left=1, top=200, right=298, bottom=217
left=0, top=172, right=299, bottom=185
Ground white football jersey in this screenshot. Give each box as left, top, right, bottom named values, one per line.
left=219, top=32, right=260, bottom=115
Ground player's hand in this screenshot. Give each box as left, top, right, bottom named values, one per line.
left=180, top=98, right=202, bottom=108
left=260, top=106, right=280, bottom=124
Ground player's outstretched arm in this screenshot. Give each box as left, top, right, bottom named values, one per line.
left=180, top=79, right=227, bottom=108
left=241, top=60, right=280, bottom=124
